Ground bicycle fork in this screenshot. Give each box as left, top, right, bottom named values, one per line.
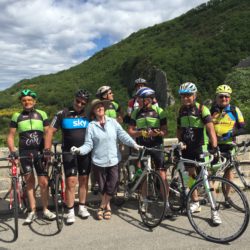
left=202, top=171, right=218, bottom=211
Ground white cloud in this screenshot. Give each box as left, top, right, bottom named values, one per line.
left=0, top=0, right=207, bottom=90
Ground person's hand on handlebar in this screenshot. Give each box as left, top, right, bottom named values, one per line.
left=70, top=146, right=81, bottom=155
left=134, top=143, right=144, bottom=151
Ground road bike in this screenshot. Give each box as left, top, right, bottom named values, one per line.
left=213, top=140, right=250, bottom=209
left=114, top=147, right=166, bottom=228
left=168, top=143, right=249, bottom=243
left=0, top=154, right=32, bottom=240
left=41, top=141, right=66, bottom=232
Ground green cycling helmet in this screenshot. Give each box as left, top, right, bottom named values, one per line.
left=19, top=89, right=37, bottom=99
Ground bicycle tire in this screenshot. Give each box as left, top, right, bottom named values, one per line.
left=12, top=178, right=19, bottom=240
left=223, top=161, right=250, bottom=207
left=112, top=163, right=129, bottom=206
left=138, top=171, right=166, bottom=228
left=187, top=176, right=249, bottom=243
left=54, top=173, right=64, bottom=231
left=169, top=169, right=185, bottom=212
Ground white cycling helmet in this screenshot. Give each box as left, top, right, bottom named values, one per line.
left=179, top=82, right=197, bottom=94
left=96, top=86, right=111, bottom=98
left=136, top=87, right=155, bottom=98
left=135, top=78, right=147, bottom=85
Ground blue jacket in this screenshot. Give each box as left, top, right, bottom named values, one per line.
left=79, top=116, right=136, bottom=167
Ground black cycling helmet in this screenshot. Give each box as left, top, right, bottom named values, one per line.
left=75, top=89, right=90, bottom=101
left=19, top=89, right=37, bottom=100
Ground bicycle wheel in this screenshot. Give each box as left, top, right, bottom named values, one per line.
left=112, top=163, right=129, bottom=206
left=187, top=176, right=249, bottom=243
left=54, top=173, right=64, bottom=231
left=138, top=171, right=166, bottom=228
left=169, top=169, right=185, bottom=212
left=223, top=161, right=250, bottom=205
left=12, top=178, right=19, bottom=240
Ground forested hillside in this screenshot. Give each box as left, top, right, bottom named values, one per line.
left=0, top=0, right=249, bottom=144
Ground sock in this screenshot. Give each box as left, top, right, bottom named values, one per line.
left=67, top=206, right=75, bottom=215
left=79, top=204, right=86, bottom=211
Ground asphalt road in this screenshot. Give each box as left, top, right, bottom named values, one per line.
left=0, top=198, right=250, bottom=250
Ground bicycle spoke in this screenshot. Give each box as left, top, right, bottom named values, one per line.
left=187, top=176, right=249, bottom=243
left=138, top=172, right=166, bottom=228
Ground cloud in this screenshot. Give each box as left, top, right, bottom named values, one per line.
left=0, top=0, right=207, bottom=90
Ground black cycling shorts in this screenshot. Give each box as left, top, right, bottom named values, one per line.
left=145, top=145, right=165, bottom=170
left=182, top=146, right=207, bottom=167
left=19, top=149, right=48, bottom=176
left=63, top=153, right=91, bottom=178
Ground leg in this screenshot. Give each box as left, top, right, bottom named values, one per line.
left=37, top=175, right=49, bottom=211
left=24, top=173, right=36, bottom=212
left=65, top=176, right=77, bottom=208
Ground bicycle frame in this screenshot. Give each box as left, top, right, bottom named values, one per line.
left=125, top=148, right=154, bottom=196
left=170, top=144, right=217, bottom=210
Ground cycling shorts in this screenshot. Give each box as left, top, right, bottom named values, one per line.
left=145, top=145, right=165, bottom=170
left=19, top=149, right=48, bottom=176
left=63, top=153, right=91, bottom=178
left=182, top=146, right=208, bottom=167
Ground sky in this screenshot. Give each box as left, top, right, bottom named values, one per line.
left=0, top=0, right=208, bottom=90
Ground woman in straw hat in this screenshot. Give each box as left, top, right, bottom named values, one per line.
left=71, top=99, right=142, bottom=220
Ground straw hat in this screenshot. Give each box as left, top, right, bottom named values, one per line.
left=89, top=99, right=109, bottom=116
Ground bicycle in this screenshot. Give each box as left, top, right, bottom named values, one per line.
left=41, top=141, right=66, bottom=232
left=168, top=143, right=249, bottom=243
left=213, top=141, right=250, bottom=209
left=113, top=147, right=167, bottom=228
left=0, top=154, right=33, bottom=240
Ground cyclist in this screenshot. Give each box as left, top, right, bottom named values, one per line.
left=210, top=84, right=245, bottom=199
left=96, top=85, right=123, bottom=123
left=44, top=89, right=91, bottom=225
left=7, top=89, right=56, bottom=224
left=177, top=82, right=221, bottom=224
left=125, top=78, right=158, bottom=123
left=127, top=87, right=171, bottom=216
left=70, top=99, right=142, bottom=220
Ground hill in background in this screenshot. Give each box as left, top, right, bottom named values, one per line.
left=0, top=0, right=249, bottom=144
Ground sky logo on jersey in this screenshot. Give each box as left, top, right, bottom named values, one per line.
left=62, top=118, right=89, bottom=129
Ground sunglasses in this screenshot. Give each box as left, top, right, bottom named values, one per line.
left=219, top=95, right=230, bottom=99
left=75, top=99, right=87, bottom=106
left=180, top=93, right=194, bottom=98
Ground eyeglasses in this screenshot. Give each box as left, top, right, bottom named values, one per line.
left=75, top=99, right=87, bottom=106
left=219, top=95, right=230, bottom=99
left=180, top=94, right=193, bottom=98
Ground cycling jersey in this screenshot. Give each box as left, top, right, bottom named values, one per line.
left=177, top=102, right=211, bottom=150
left=9, top=109, right=49, bottom=150
left=50, top=107, right=89, bottom=150
left=130, top=105, right=166, bottom=147
left=105, top=101, right=121, bottom=119
left=210, top=104, right=245, bottom=144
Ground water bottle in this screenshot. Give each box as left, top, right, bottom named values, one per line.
left=128, top=165, right=135, bottom=181
left=182, top=171, right=189, bottom=187
left=131, top=168, right=142, bottom=183
left=183, top=171, right=195, bottom=188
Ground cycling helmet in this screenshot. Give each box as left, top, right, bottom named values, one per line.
left=178, top=82, right=197, bottom=94
left=75, top=89, right=90, bottom=101
left=96, top=86, right=111, bottom=98
left=135, top=78, right=147, bottom=85
left=19, top=89, right=37, bottom=99
left=136, top=87, right=155, bottom=98
left=215, top=84, right=232, bottom=95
